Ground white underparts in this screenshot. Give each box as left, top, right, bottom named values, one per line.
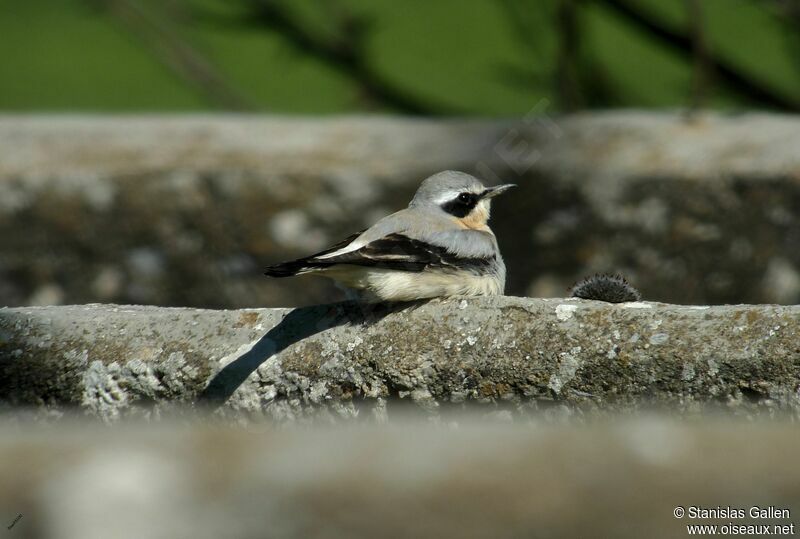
left=319, top=266, right=505, bottom=302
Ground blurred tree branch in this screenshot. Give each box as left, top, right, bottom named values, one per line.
left=496, top=0, right=554, bottom=94
left=499, top=0, right=621, bottom=109
left=764, top=0, right=800, bottom=20
left=499, top=0, right=551, bottom=56
left=232, top=0, right=461, bottom=115
left=762, top=0, right=800, bottom=79
left=685, top=0, right=710, bottom=111
left=597, top=0, right=800, bottom=110
left=556, top=0, right=584, bottom=111
left=91, top=0, right=255, bottom=110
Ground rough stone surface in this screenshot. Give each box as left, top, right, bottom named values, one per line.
left=2, top=113, right=800, bottom=308
left=1, top=297, right=798, bottom=421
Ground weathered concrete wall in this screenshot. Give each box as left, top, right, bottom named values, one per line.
left=1, top=297, right=798, bottom=421
left=2, top=113, right=800, bottom=308
left=2, top=419, right=799, bottom=539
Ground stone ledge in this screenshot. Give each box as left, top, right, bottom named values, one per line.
left=2, top=297, right=798, bottom=421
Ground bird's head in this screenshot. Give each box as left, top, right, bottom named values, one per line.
left=410, top=171, right=516, bottom=230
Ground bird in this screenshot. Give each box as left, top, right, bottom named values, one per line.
left=263, top=170, right=516, bottom=302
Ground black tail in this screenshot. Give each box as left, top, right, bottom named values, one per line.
left=264, top=258, right=324, bottom=278
left=263, top=231, right=364, bottom=278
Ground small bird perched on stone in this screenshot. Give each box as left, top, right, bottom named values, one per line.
left=264, top=170, right=515, bottom=302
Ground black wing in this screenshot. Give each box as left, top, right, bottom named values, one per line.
left=263, top=230, right=364, bottom=277
left=264, top=233, right=494, bottom=277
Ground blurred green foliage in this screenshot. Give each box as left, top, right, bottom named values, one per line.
left=1, top=0, right=799, bottom=114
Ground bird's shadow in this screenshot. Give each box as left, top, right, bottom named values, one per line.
left=197, top=299, right=425, bottom=408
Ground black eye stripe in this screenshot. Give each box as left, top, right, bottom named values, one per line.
left=441, top=192, right=479, bottom=217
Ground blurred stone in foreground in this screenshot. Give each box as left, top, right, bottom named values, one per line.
left=1, top=298, right=798, bottom=422
left=0, top=419, right=798, bottom=539
left=1, top=113, right=799, bottom=307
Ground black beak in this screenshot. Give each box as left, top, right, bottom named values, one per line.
left=481, top=184, right=517, bottom=199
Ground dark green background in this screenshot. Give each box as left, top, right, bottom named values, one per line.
left=3, top=0, right=799, bottom=114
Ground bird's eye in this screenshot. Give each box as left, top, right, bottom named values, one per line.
left=458, top=193, right=470, bottom=203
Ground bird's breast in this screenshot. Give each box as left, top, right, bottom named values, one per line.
left=455, top=205, right=491, bottom=231
left=326, top=265, right=504, bottom=302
